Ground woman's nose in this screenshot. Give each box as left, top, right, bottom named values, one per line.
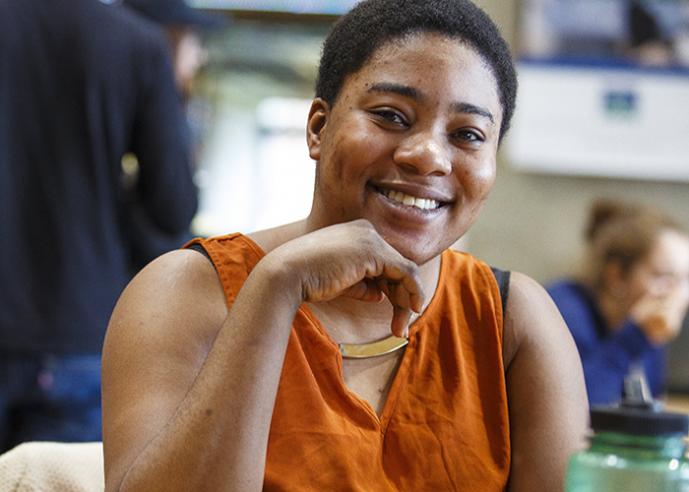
left=393, top=130, right=452, bottom=176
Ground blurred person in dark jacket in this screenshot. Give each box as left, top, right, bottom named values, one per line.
left=123, top=0, right=225, bottom=103
left=0, top=0, right=197, bottom=451
left=122, top=0, right=226, bottom=149
left=120, top=0, right=226, bottom=270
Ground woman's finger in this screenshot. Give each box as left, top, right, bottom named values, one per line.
left=391, top=305, right=412, bottom=338
left=342, top=280, right=384, bottom=302
left=380, top=263, right=424, bottom=313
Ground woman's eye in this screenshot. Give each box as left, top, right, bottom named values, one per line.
left=372, top=109, right=407, bottom=126
left=453, top=129, right=484, bottom=144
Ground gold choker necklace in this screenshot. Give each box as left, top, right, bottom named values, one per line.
left=339, top=335, right=408, bottom=359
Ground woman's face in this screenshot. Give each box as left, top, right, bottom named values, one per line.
left=627, top=229, right=689, bottom=302
left=307, top=32, right=502, bottom=264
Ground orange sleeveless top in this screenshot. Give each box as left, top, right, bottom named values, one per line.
left=191, top=233, right=510, bottom=491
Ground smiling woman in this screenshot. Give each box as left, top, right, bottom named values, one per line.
left=101, top=1, right=588, bottom=491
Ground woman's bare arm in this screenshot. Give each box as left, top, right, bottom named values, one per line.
left=504, top=272, right=589, bottom=492
left=102, top=248, right=303, bottom=491
left=102, top=220, right=423, bottom=492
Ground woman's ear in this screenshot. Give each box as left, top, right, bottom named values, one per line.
left=306, top=98, right=329, bottom=161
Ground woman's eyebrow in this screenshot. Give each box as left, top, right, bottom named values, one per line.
left=367, top=82, right=420, bottom=100
left=367, top=82, right=494, bottom=125
left=451, top=102, right=494, bottom=124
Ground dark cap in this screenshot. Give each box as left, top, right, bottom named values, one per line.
left=590, top=405, right=689, bottom=437
left=123, top=0, right=227, bottom=29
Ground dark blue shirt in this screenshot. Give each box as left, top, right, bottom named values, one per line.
left=0, top=0, right=197, bottom=353
left=547, top=280, right=666, bottom=406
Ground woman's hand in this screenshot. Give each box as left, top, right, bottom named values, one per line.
left=631, top=284, right=689, bottom=345
left=262, top=219, right=425, bottom=337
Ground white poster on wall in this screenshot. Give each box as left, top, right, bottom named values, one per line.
left=507, top=0, right=689, bottom=182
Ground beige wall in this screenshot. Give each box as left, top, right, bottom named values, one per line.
left=466, top=0, right=689, bottom=283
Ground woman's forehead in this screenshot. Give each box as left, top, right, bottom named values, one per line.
left=366, top=32, right=475, bottom=65
left=341, top=32, right=501, bottom=112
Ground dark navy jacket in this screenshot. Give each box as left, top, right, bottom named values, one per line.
left=0, top=0, right=197, bottom=353
left=547, top=280, right=665, bottom=406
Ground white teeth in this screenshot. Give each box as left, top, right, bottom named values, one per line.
left=383, top=189, right=440, bottom=210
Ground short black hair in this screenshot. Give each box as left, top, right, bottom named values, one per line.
left=316, top=0, right=517, bottom=140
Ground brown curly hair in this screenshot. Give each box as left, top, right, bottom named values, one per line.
left=583, top=199, right=686, bottom=291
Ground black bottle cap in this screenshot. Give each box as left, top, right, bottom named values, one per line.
left=590, top=405, right=689, bottom=437
left=590, top=373, right=689, bottom=436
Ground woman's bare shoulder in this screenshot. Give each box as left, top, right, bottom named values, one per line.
left=104, top=249, right=227, bottom=368
left=502, top=271, right=569, bottom=367
left=101, top=249, right=228, bottom=487
left=501, top=271, right=588, bottom=491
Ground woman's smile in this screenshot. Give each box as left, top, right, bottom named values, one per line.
left=368, top=182, right=451, bottom=222
left=377, top=187, right=442, bottom=211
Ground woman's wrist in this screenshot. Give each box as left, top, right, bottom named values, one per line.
left=251, top=252, right=305, bottom=312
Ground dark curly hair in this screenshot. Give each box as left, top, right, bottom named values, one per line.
left=315, top=0, right=518, bottom=141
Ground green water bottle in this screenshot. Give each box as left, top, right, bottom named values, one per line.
left=565, top=375, right=689, bottom=492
